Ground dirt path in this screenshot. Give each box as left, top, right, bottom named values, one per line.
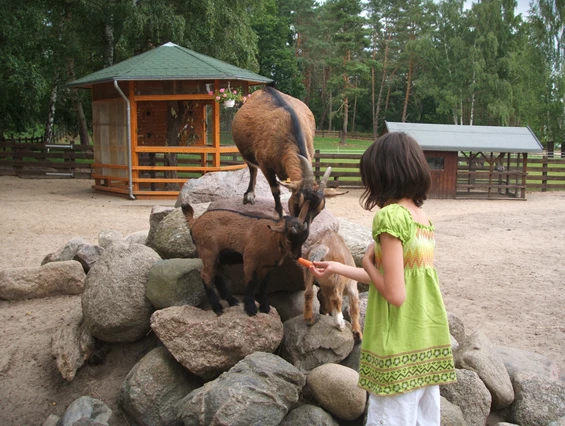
left=0, top=176, right=564, bottom=425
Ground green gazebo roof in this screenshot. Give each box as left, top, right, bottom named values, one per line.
left=67, top=42, right=273, bottom=88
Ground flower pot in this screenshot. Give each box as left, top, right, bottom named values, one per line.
left=224, top=99, right=235, bottom=108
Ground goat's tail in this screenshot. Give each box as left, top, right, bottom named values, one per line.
left=181, top=203, right=195, bottom=225
left=307, top=244, right=330, bottom=263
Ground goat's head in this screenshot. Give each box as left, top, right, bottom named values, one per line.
left=268, top=217, right=309, bottom=260
left=281, top=155, right=332, bottom=225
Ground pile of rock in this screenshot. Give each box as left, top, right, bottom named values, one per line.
left=1, top=170, right=564, bottom=426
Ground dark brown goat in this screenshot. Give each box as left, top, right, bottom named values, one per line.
left=232, top=86, right=331, bottom=224
left=182, top=204, right=309, bottom=316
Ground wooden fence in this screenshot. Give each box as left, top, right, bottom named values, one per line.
left=312, top=150, right=565, bottom=194
left=1, top=137, right=564, bottom=194
left=0, top=136, right=93, bottom=178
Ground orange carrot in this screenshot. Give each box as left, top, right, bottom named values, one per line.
left=298, top=257, right=313, bottom=268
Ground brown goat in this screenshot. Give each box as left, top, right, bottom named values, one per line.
left=303, top=230, right=362, bottom=343
left=182, top=204, right=309, bottom=316
left=232, top=86, right=331, bottom=224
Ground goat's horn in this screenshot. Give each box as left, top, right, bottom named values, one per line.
left=318, top=166, right=332, bottom=193
left=298, top=155, right=314, bottom=191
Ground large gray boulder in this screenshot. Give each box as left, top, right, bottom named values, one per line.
left=279, top=405, right=339, bottom=426
left=268, top=289, right=320, bottom=322
left=454, top=330, right=514, bottom=409
left=307, top=363, right=367, bottom=421
left=51, top=304, right=96, bottom=382
left=0, top=260, right=85, bottom=300
left=150, top=305, right=284, bottom=379
left=58, top=396, right=112, bottom=426
left=440, top=396, right=468, bottom=426
left=146, top=258, right=206, bottom=309
left=145, top=208, right=196, bottom=259
left=41, top=237, right=92, bottom=265
left=176, top=352, right=305, bottom=426
left=336, top=217, right=371, bottom=267
left=440, top=368, right=492, bottom=426
left=175, top=168, right=288, bottom=207
left=119, top=346, right=202, bottom=426
left=98, top=229, right=123, bottom=249
left=448, top=312, right=466, bottom=345
left=281, top=314, right=355, bottom=374
left=81, top=242, right=161, bottom=342
left=507, top=372, right=565, bottom=426
left=497, top=345, right=561, bottom=381
left=41, top=236, right=104, bottom=272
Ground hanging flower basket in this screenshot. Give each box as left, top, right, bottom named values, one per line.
left=209, top=87, right=249, bottom=107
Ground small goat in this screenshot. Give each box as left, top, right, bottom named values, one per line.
left=303, top=230, right=362, bottom=343
left=232, top=86, right=331, bottom=224
left=182, top=204, right=309, bottom=316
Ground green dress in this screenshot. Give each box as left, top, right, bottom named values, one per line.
left=358, top=204, right=456, bottom=396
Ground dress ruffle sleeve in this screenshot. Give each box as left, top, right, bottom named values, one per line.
left=372, top=204, right=412, bottom=244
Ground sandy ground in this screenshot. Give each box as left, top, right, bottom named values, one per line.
left=0, top=176, right=564, bottom=425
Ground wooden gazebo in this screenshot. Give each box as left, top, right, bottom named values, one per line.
left=385, top=122, right=544, bottom=200
left=67, top=42, right=272, bottom=199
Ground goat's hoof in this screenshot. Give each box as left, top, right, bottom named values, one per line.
left=353, top=331, right=363, bottom=344
left=244, top=303, right=258, bottom=316
left=227, top=297, right=239, bottom=307
left=259, top=304, right=270, bottom=314
left=304, top=313, right=319, bottom=326
left=212, top=305, right=224, bottom=315
left=243, top=194, right=255, bottom=205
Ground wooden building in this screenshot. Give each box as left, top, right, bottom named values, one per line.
left=67, top=42, right=272, bottom=199
left=385, top=122, right=544, bottom=200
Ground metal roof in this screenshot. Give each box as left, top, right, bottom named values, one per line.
left=385, top=122, right=544, bottom=153
left=66, top=42, right=273, bottom=88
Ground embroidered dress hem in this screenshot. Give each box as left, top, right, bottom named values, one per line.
left=359, top=345, right=456, bottom=396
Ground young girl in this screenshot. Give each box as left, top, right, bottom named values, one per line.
left=309, top=132, right=456, bottom=425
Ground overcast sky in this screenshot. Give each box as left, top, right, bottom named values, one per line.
left=464, top=0, right=532, bottom=16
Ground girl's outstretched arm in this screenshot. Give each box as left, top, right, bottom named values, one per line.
left=309, top=260, right=371, bottom=284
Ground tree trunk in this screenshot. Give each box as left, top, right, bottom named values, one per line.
left=352, top=83, right=358, bottom=135
left=470, top=70, right=476, bottom=126
left=164, top=101, right=193, bottom=191
left=341, top=96, right=349, bottom=145
left=374, top=33, right=391, bottom=136
left=402, top=54, right=413, bottom=122
left=319, top=67, right=329, bottom=133
left=44, top=83, right=58, bottom=144
left=371, top=32, right=377, bottom=138
left=103, top=19, right=114, bottom=68
left=328, top=92, right=333, bottom=132
left=66, top=59, right=90, bottom=145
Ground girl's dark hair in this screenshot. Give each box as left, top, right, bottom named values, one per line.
left=359, top=132, right=431, bottom=210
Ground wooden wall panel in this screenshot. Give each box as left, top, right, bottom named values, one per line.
left=426, top=151, right=457, bottom=199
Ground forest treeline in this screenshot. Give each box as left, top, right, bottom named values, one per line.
left=0, top=0, right=563, bottom=146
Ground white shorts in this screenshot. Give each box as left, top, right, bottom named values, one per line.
left=366, top=385, right=440, bottom=426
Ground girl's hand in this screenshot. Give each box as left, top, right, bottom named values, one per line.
left=363, top=242, right=376, bottom=267
left=309, top=261, right=336, bottom=279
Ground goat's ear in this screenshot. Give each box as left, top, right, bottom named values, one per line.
left=181, top=204, right=194, bottom=220
left=268, top=222, right=287, bottom=233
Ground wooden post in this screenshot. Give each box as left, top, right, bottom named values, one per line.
left=541, top=152, right=548, bottom=192
left=487, top=152, right=494, bottom=199
left=129, top=81, right=139, bottom=193
left=521, top=153, right=528, bottom=199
